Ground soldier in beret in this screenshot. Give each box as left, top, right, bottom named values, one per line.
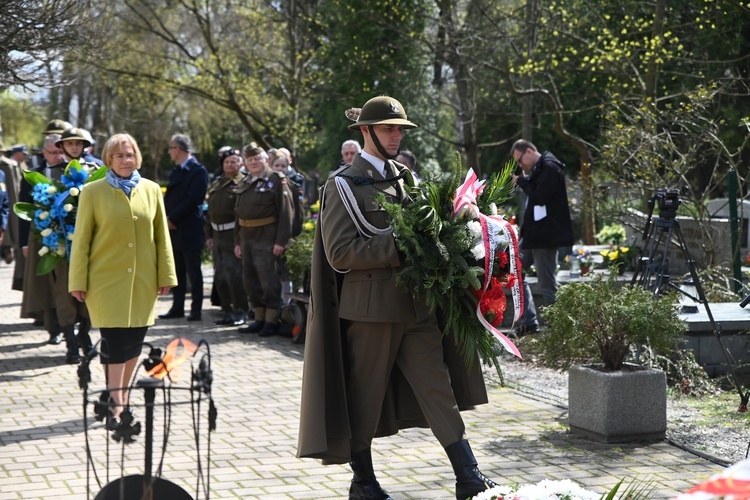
left=205, top=148, right=249, bottom=326
left=234, top=143, right=294, bottom=336
left=297, top=96, right=497, bottom=500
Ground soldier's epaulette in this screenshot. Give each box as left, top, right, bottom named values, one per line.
left=330, top=164, right=350, bottom=178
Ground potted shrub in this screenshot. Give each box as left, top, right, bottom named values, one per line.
left=538, top=272, right=686, bottom=443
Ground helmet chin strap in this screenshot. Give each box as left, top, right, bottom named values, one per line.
left=367, top=125, right=398, bottom=160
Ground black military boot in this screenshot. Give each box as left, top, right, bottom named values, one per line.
left=76, top=318, right=95, bottom=359
left=48, top=327, right=62, bottom=345
left=239, top=307, right=265, bottom=334
left=61, top=325, right=79, bottom=364
left=444, top=440, right=497, bottom=500
left=349, top=448, right=392, bottom=500
left=259, top=308, right=280, bottom=337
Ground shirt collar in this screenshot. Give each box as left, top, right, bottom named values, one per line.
left=180, top=156, right=193, bottom=170
left=360, top=150, right=386, bottom=177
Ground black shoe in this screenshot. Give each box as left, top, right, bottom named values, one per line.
left=158, top=310, right=184, bottom=319
left=445, top=440, right=497, bottom=500
left=259, top=322, right=279, bottom=337
left=215, top=315, right=235, bottom=325
left=187, top=312, right=202, bottom=321
left=514, top=325, right=539, bottom=338
left=232, top=312, right=248, bottom=326
left=48, top=332, right=62, bottom=345
left=65, top=352, right=80, bottom=364
left=238, top=321, right=265, bottom=334
left=349, top=479, right=393, bottom=500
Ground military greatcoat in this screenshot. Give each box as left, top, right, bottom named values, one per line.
left=297, top=155, right=488, bottom=464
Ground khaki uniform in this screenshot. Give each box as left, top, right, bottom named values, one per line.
left=297, top=155, right=488, bottom=463
left=46, top=160, right=98, bottom=327
left=205, top=171, right=248, bottom=317
left=233, top=167, right=293, bottom=320
left=0, top=155, right=23, bottom=290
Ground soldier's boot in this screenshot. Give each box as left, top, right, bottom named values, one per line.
left=48, top=326, right=62, bottom=345
left=348, top=448, right=392, bottom=500
left=259, top=309, right=279, bottom=337
left=76, top=318, right=95, bottom=359
left=62, top=325, right=80, bottom=364
left=238, top=307, right=265, bottom=334
left=445, top=439, right=497, bottom=500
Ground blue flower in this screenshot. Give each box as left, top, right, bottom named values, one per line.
left=62, top=167, right=88, bottom=188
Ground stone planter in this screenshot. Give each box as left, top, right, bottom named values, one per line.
left=568, top=364, right=666, bottom=443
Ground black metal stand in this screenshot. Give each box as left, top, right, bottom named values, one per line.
left=81, top=339, right=216, bottom=500
left=632, top=205, right=750, bottom=412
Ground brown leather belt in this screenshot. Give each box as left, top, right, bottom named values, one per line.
left=238, top=216, right=277, bottom=228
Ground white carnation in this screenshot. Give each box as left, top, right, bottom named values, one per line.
left=470, top=243, right=485, bottom=260
left=39, top=211, right=49, bottom=220
left=38, top=246, right=49, bottom=256
left=63, top=203, right=74, bottom=212
left=40, top=228, right=53, bottom=237
left=466, top=220, right=483, bottom=239
left=46, top=185, right=57, bottom=194
left=69, top=187, right=80, bottom=196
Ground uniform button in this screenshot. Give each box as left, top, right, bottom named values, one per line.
left=133, top=216, right=138, bottom=221
left=385, top=263, right=391, bottom=267
left=127, top=268, right=133, bottom=273
left=128, top=243, right=133, bottom=248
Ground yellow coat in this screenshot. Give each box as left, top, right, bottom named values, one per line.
left=69, top=177, right=177, bottom=327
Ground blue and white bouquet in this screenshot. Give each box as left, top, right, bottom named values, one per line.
left=14, top=159, right=106, bottom=274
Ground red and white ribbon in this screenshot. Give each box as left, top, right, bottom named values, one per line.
left=453, top=169, right=523, bottom=359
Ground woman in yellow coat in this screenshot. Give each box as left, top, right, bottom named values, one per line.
left=69, top=133, right=177, bottom=436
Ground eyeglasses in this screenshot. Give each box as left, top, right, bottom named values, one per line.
left=43, top=149, right=62, bottom=155
left=113, top=153, right=137, bottom=161
left=514, top=150, right=527, bottom=164
left=168, top=146, right=178, bottom=150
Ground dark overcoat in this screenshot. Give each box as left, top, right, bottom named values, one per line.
left=297, top=156, right=489, bottom=465
left=164, top=156, right=209, bottom=251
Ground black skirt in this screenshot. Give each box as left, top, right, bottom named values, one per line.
left=99, top=327, right=148, bottom=364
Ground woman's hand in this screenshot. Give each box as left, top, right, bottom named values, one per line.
left=158, top=286, right=173, bottom=296
left=71, top=290, right=86, bottom=302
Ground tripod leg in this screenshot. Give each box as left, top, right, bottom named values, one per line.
left=673, top=223, right=750, bottom=411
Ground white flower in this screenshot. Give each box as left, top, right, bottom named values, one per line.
left=489, top=202, right=498, bottom=216
left=470, top=243, right=485, bottom=260
left=55, top=245, right=67, bottom=256
left=40, top=228, right=53, bottom=237
left=38, top=211, right=49, bottom=220
left=38, top=246, right=49, bottom=256
left=467, top=220, right=483, bottom=240
left=46, top=185, right=57, bottom=194
left=69, top=187, right=80, bottom=196
left=67, top=232, right=75, bottom=241
left=63, top=203, right=74, bottom=212
left=473, top=480, right=599, bottom=500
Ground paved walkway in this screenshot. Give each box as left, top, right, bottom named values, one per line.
left=0, top=262, right=724, bottom=499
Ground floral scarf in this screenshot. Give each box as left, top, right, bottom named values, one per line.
left=106, top=168, right=141, bottom=198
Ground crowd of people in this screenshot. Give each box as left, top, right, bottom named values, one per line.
left=0, top=96, right=573, bottom=497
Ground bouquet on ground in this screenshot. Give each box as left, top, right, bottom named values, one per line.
left=14, top=159, right=106, bottom=274
left=596, top=224, right=632, bottom=273
left=381, top=155, right=523, bottom=366
left=566, top=246, right=593, bottom=268
left=285, top=200, right=319, bottom=293
left=473, top=479, right=600, bottom=500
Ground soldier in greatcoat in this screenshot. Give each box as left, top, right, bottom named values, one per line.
left=205, top=148, right=248, bottom=326
left=233, top=144, right=294, bottom=337
left=297, top=96, right=497, bottom=500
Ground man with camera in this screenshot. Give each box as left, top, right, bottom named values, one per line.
left=511, top=139, right=574, bottom=335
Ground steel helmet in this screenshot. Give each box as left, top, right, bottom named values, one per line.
left=347, top=96, right=417, bottom=131
left=55, top=127, right=92, bottom=149
left=43, top=119, right=73, bottom=135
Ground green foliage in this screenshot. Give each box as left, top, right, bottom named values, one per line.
left=539, top=273, right=686, bottom=371
left=380, top=154, right=517, bottom=367
left=286, top=221, right=316, bottom=293
left=640, top=346, right=714, bottom=396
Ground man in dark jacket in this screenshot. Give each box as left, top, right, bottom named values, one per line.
left=159, top=134, right=209, bottom=321
left=512, top=139, right=574, bottom=334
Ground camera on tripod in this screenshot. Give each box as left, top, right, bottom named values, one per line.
left=650, top=188, right=681, bottom=219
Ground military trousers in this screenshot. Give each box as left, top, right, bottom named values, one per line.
left=50, top=260, right=88, bottom=326
left=212, top=230, right=248, bottom=314
left=346, top=314, right=465, bottom=454
left=238, top=226, right=282, bottom=310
